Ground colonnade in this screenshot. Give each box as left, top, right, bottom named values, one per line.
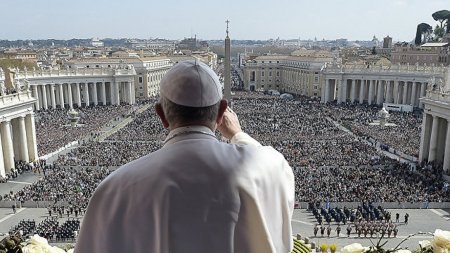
left=419, top=112, right=450, bottom=172
left=0, top=113, right=38, bottom=177
left=31, top=81, right=135, bottom=110
left=321, top=78, right=427, bottom=108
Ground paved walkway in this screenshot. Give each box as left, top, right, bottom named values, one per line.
left=292, top=208, right=450, bottom=250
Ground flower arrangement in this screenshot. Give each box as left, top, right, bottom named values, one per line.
left=320, top=243, right=329, bottom=253
left=330, top=243, right=337, bottom=253
left=21, top=235, right=74, bottom=253
left=339, top=229, right=450, bottom=253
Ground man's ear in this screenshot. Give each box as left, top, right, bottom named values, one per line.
left=216, top=99, right=228, bottom=126
left=155, top=103, right=170, bottom=128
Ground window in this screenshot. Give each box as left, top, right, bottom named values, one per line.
left=261, top=72, right=265, bottom=77
left=269, top=72, right=272, bottom=77
left=277, top=72, right=280, bottom=77
left=314, top=76, right=319, bottom=82
left=139, top=77, right=143, bottom=83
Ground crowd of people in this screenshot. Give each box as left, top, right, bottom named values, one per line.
left=9, top=217, right=80, bottom=242
left=46, top=92, right=449, bottom=204
left=56, top=141, right=161, bottom=167
left=325, top=103, right=422, bottom=158
left=309, top=203, right=410, bottom=238
left=2, top=164, right=110, bottom=210
left=36, top=105, right=133, bottom=156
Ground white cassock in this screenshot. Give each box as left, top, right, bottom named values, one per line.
left=74, top=125, right=295, bottom=253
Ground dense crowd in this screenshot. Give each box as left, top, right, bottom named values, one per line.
left=325, top=103, right=422, bottom=157
left=2, top=165, right=110, bottom=210
left=36, top=105, right=132, bottom=156
left=56, top=141, right=161, bottom=167
left=48, top=92, right=450, bottom=203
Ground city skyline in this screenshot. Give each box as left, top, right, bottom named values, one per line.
left=0, top=0, right=449, bottom=42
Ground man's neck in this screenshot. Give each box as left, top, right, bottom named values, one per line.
left=169, top=122, right=216, bottom=132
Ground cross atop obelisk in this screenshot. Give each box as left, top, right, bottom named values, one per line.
left=226, top=20, right=230, bottom=38
left=224, top=19, right=231, bottom=101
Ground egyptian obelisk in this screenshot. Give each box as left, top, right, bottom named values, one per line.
left=224, top=20, right=231, bottom=101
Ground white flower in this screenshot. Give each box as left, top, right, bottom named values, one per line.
left=433, top=229, right=450, bottom=249
left=419, top=240, right=432, bottom=249
left=432, top=240, right=449, bottom=253
left=22, top=244, right=42, bottom=253
left=396, top=250, right=412, bottom=253
left=341, top=243, right=366, bottom=253
left=28, top=234, right=49, bottom=246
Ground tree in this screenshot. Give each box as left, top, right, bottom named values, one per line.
left=415, top=23, right=433, bottom=45
left=432, top=10, right=450, bottom=29
left=434, top=25, right=445, bottom=40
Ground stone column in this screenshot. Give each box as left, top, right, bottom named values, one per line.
left=337, top=79, right=343, bottom=104
left=32, top=85, right=40, bottom=110
left=385, top=81, right=392, bottom=103
left=419, top=113, right=432, bottom=161
left=419, top=82, right=427, bottom=108
left=320, top=80, right=327, bottom=103
left=393, top=81, right=399, bottom=104
left=376, top=80, right=384, bottom=105
left=411, top=82, right=417, bottom=107
left=443, top=119, right=450, bottom=172
left=25, top=113, right=38, bottom=161
left=350, top=79, right=356, bottom=103
left=342, top=79, right=348, bottom=103
left=110, top=82, right=116, bottom=105
left=368, top=80, right=374, bottom=105
left=127, top=82, right=133, bottom=104
left=0, top=133, right=4, bottom=177
left=1, top=121, right=15, bottom=172
left=76, top=83, right=82, bottom=107
left=41, top=85, right=48, bottom=110
left=67, top=83, right=73, bottom=109
left=18, top=116, right=29, bottom=162
left=428, top=115, right=439, bottom=161
left=50, top=84, right=56, bottom=109
left=324, top=79, right=330, bottom=103
left=59, top=84, right=65, bottom=109
left=101, top=82, right=107, bottom=105
left=130, top=80, right=135, bottom=104
left=359, top=80, right=365, bottom=104
left=92, top=83, right=98, bottom=106
left=115, top=82, right=121, bottom=105
left=402, top=82, right=408, bottom=105
left=84, top=83, right=90, bottom=107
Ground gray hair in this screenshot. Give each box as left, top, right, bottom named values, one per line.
left=160, top=96, right=220, bottom=126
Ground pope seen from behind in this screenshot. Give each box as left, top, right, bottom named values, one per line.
left=74, top=60, right=295, bottom=253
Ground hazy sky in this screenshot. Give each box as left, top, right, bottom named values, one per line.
left=1, top=0, right=448, bottom=41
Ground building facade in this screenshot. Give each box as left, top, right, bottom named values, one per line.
left=391, top=42, right=449, bottom=66
left=14, top=67, right=137, bottom=110
left=0, top=74, right=38, bottom=176
left=66, top=57, right=172, bottom=99
left=242, top=55, right=331, bottom=97
left=321, top=63, right=446, bottom=108
left=419, top=67, right=450, bottom=171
